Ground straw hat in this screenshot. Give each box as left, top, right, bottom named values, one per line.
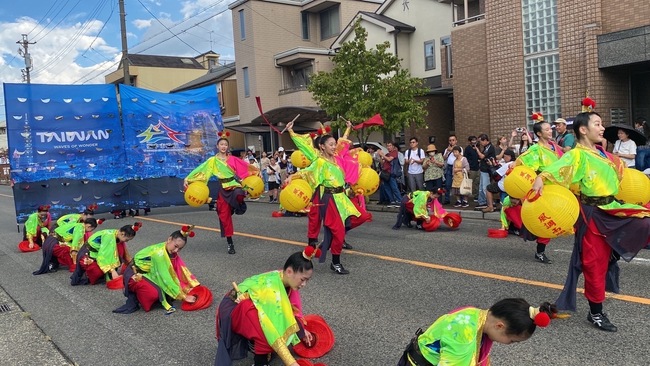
left=426, top=144, right=437, bottom=153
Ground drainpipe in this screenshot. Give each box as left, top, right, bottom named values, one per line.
left=394, top=29, right=401, bottom=57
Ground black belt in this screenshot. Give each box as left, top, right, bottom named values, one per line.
left=323, top=186, right=345, bottom=194
left=404, top=329, right=433, bottom=366
left=580, top=195, right=615, bottom=206
left=219, top=176, right=236, bottom=184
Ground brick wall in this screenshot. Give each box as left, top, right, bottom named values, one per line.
left=451, top=20, right=490, bottom=141
left=601, top=1, right=650, bottom=34
left=406, top=94, right=454, bottom=148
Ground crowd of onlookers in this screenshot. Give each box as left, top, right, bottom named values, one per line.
left=367, top=116, right=650, bottom=211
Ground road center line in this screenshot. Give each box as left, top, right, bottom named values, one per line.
left=139, top=216, right=650, bottom=306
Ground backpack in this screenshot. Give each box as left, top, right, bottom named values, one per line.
left=390, top=157, right=402, bottom=178
left=406, top=149, right=423, bottom=161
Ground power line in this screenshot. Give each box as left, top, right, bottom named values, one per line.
left=30, top=0, right=72, bottom=40
left=136, top=0, right=201, bottom=55
left=33, top=0, right=82, bottom=43
left=26, top=0, right=64, bottom=37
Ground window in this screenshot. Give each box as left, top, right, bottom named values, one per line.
left=242, top=67, right=250, bottom=98
left=286, top=64, right=313, bottom=89
left=320, top=6, right=340, bottom=40
left=522, top=0, right=560, bottom=122
left=301, top=12, right=309, bottom=40
left=424, top=41, right=435, bottom=71
left=239, top=9, right=246, bottom=40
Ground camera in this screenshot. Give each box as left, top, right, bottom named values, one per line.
left=515, top=127, right=525, bottom=132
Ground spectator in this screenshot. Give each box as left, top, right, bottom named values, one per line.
left=259, top=152, right=270, bottom=192
left=451, top=146, right=470, bottom=207
left=405, top=137, right=425, bottom=192
left=442, top=135, right=462, bottom=204
left=634, top=117, right=650, bottom=171
left=482, top=150, right=516, bottom=212
left=266, top=157, right=281, bottom=203
left=475, top=134, right=496, bottom=210
left=422, top=144, right=444, bottom=196
left=277, top=147, right=288, bottom=184
left=464, top=135, right=480, bottom=202
left=612, top=128, right=637, bottom=168
left=378, top=141, right=402, bottom=207
left=554, top=118, right=575, bottom=152
left=494, top=135, right=510, bottom=163
left=510, top=128, right=533, bottom=156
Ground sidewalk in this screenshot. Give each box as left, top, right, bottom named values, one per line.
left=0, top=285, right=71, bottom=366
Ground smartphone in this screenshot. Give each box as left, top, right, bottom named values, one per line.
left=515, top=127, right=525, bottom=132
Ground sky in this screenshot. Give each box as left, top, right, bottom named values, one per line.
left=0, top=0, right=235, bottom=121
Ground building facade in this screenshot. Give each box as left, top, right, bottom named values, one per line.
left=227, top=0, right=382, bottom=151
left=449, top=0, right=650, bottom=142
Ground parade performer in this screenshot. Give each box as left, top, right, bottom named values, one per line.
left=532, top=111, right=650, bottom=332
left=33, top=218, right=100, bottom=275
left=215, top=249, right=316, bottom=366
left=286, top=130, right=361, bottom=274
left=113, top=225, right=200, bottom=314
left=398, top=298, right=556, bottom=366
left=515, top=114, right=563, bottom=263
left=22, top=205, right=52, bottom=249
left=499, top=196, right=523, bottom=236
left=392, top=189, right=447, bottom=230
left=285, top=119, right=366, bottom=251
left=56, top=204, right=97, bottom=227
left=184, top=132, right=260, bottom=255
left=70, top=223, right=140, bottom=286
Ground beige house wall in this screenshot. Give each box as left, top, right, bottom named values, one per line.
left=230, top=0, right=380, bottom=126
left=105, top=66, right=207, bottom=92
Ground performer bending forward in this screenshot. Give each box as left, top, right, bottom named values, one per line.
left=184, top=134, right=259, bottom=255
left=70, top=223, right=139, bottom=286
left=33, top=218, right=99, bottom=274
left=215, top=249, right=316, bottom=366
left=114, top=226, right=199, bottom=314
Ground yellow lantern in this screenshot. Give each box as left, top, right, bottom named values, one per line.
left=279, top=179, right=314, bottom=212
left=503, top=165, right=537, bottom=199
left=521, top=185, right=579, bottom=238
left=184, top=182, right=210, bottom=207
left=241, top=175, right=264, bottom=198
left=351, top=167, right=380, bottom=196
left=290, top=150, right=312, bottom=169
left=356, top=150, right=373, bottom=168
left=615, top=168, right=650, bottom=206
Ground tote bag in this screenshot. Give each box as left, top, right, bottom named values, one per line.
left=460, top=171, right=473, bottom=196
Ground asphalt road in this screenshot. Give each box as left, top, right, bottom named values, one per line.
left=0, top=184, right=649, bottom=366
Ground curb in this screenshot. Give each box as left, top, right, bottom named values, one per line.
left=364, top=201, right=501, bottom=221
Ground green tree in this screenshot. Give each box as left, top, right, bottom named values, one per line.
left=307, top=19, right=428, bottom=145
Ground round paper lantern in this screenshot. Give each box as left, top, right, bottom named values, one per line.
left=351, top=167, right=380, bottom=196
left=615, top=168, right=650, bottom=206
left=521, top=185, right=579, bottom=239
left=356, top=150, right=373, bottom=168
left=241, top=175, right=264, bottom=198
left=503, top=165, right=537, bottom=199
left=443, top=213, right=462, bottom=229
left=291, top=150, right=312, bottom=169
left=279, top=179, right=314, bottom=212
left=422, top=216, right=441, bottom=232
left=184, top=182, right=210, bottom=207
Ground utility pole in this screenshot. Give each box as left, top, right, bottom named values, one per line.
left=118, top=0, right=131, bottom=85
left=16, top=34, right=35, bottom=83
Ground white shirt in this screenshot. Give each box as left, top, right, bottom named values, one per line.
left=613, top=139, right=637, bottom=167
left=444, top=146, right=462, bottom=166
left=497, top=161, right=515, bottom=191
left=406, top=148, right=425, bottom=174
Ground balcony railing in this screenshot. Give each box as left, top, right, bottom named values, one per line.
left=453, top=14, right=485, bottom=27
left=279, top=85, right=309, bottom=95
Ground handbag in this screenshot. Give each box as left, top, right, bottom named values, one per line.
left=459, top=171, right=473, bottom=196
left=380, top=170, right=391, bottom=182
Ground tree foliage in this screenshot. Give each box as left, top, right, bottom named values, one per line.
left=308, top=19, right=428, bottom=144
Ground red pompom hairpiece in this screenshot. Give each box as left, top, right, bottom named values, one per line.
left=534, top=312, right=551, bottom=327
left=88, top=203, right=99, bottom=211
left=181, top=225, right=196, bottom=238
left=302, top=245, right=322, bottom=260
left=38, top=205, right=51, bottom=212
left=531, top=112, right=544, bottom=123
left=132, top=222, right=143, bottom=232
left=581, top=97, right=596, bottom=112
left=97, top=219, right=105, bottom=225
left=217, top=131, right=231, bottom=138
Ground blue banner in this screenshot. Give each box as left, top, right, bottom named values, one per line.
left=3, top=83, right=125, bottom=183
left=119, top=84, right=222, bottom=180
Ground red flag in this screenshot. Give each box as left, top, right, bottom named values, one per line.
left=353, top=114, right=384, bottom=130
